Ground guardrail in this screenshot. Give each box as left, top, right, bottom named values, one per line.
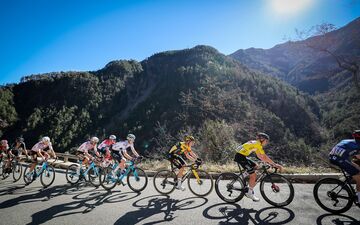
left=12, top=152, right=345, bottom=183
left=56, top=152, right=79, bottom=163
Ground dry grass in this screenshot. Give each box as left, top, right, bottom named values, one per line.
left=140, top=160, right=338, bottom=174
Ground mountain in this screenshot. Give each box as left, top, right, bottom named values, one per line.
left=230, top=17, right=360, bottom=94
left=0, top=45, right=322, bottom=164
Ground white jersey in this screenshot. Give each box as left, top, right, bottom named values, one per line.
left=112, top=141, right=134, bottom=153
left=78, top=141, right=96, bottom=154
left=31, top=141, right=53, bottom=152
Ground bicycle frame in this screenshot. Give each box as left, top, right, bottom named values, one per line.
left=237, top=163, right=277, bottom=188
left=106, top=160, right=139, bottom=183
left=334, top=169, right=357, bottom=203
left=30, top=161, right=49, bottom=177
left=78, top=160, right=99, bottom=177
left=171, top=162, right=202, bottom=184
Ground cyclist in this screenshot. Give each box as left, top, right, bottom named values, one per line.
left=0, top=139, right=9, bottom=154
left=0, top=140, right=9, bottom=167
left=4, top=137, right=27, bottom=173
left=27, top=136, right=57, bottom=181
left=168, top=135, right=201, bottom=191
left=329, top=130, right=360, bottom=204
left=111, top=134, right=141, bottom=178
left=98, top=135, right=116, bottom=160
left=234, top=132, right=283, bottom=202
left=76, top=137, right=100, bottom=166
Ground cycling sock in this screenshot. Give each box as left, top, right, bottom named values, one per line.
left=357, top=192, right=360, bottom=202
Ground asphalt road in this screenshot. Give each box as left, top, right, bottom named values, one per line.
left=0, top=171, right=359, bottom=225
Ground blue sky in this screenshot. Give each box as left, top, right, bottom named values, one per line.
left=0, top=0, right=359, bottom=85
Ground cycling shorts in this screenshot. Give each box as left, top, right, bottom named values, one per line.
left=234, top=153, right=256, bottom=174
left=329, top=155, right=359, bottom=176
left=168, top=154, right=186, bottom=169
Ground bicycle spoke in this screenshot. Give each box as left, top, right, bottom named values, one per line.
left=188, top=169, right=213, bottom=196
left=260, top=173, right=294, bottom=207
left=215, top=173, right=245, bottom=203
left=127, top=168, right=148, bottom=192
left=153, top=170, right=177, bottom=195
left=313, top=178, right=353, bottom=214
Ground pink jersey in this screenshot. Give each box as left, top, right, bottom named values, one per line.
left=31, top=141, right=52, bottom=152
left=78, top=141, right=97, bottom=154
left=98, top=139, right=114, bottom=150
left=0, top=144, right=9, bottom=152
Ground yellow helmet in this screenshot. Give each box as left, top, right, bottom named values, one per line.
left=184, top=135, right=195, bottom=142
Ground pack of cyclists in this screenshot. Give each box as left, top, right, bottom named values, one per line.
left=1, top=129, right=359, bottom=208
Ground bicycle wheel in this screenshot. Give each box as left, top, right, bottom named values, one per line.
left=215, top=172, right=246, bottom=203
left=23, top=165, right=34, bottom=185
left=40, top=165, right=55, bottom=188
left=12, top=161, right=22, bottom=182
left=99, top=167, right=117, bottom=190
left=88, top=166, right=101, bottom=187
left=2, top=163, right=9, bottom=179
left=127, top=167, right=148, bottom=192
left=187, top=169, right=213, bottom=196
left=260, top=173, right=294, bottom=207
left=0, top=158, right=3, bottom=176
left=153, top=169, right=177, bottom=195
left=65, top=164, right=81, bottom=184
left=313, top=178, right=353, bottom=214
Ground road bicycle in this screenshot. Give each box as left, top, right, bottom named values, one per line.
left=65, top=157, right=104, bottom=187
left=1, top=155, right=23, bottom=182
left=313, top=167, right=360, bottom=214
left=215, top=161, right=294, bottom=207
left=99, top=158, right=148, bottom=192
left=23, top=158, right=56, bottom=188
left=153, top=160, right=213, bottom=196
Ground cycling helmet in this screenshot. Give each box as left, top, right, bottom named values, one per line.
left=109, top=135, right=116, bottom=140
left=184, top=135, right=195, bottom=142
left=257, top=132, right=270, bottom=141
left=1, top=140, right=8, bottom=145
left=127, top=134, right=136, bottom=141
left=42, top=136, right=50, bottom=143
left=90, top=137, right=99, bottom=143
left=352, top=130, right=360, bottom=140
left=16, top=137, right=24, bottom=142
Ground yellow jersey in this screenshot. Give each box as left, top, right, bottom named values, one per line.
left=237, top=140, right=265, bottom=156
left=169, top=142, right=191, bottom=155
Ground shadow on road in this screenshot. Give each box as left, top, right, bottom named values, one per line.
left=26, top=187, right=142, bottom=224
left=316, top=213, right=359, bottom=225
left=26, top=189, right=111, bottom=225
left=114, top=195, right=209, bottom=225
left=203, top=203, right=295, bottom=225
left=0, top=183, right=84, bottom=209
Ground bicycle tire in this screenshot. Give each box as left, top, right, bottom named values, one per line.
left=12, top=161, right=22, bottom=182
left=127, top=167, right=148, bottom=192
left=187, top=169, right=213, bottom=197
left=215, top=172, right=246, bottom=203
left=40, top=165, right=55, bottom=188
left=65, top=164, right=81, bottom=184
left=88, top=166, right=101, bottom=187
left=23, top=165, right=33, bottom=185
left=259, top=173, right=294, bottom=207
left=153, top=169, right=177, bottom=195
left=0, top=158, right=3, bottom=176
left=99, top=166, right=117, bottom=190
left=313, top=177, right=353, bottom=214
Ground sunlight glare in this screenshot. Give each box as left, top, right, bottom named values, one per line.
left=268, top=0, right=314, bottom=17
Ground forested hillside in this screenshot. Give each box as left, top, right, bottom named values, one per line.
left=230, top=17, right=360, bottom=150
left=0, top=46, right=323, bottom=164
